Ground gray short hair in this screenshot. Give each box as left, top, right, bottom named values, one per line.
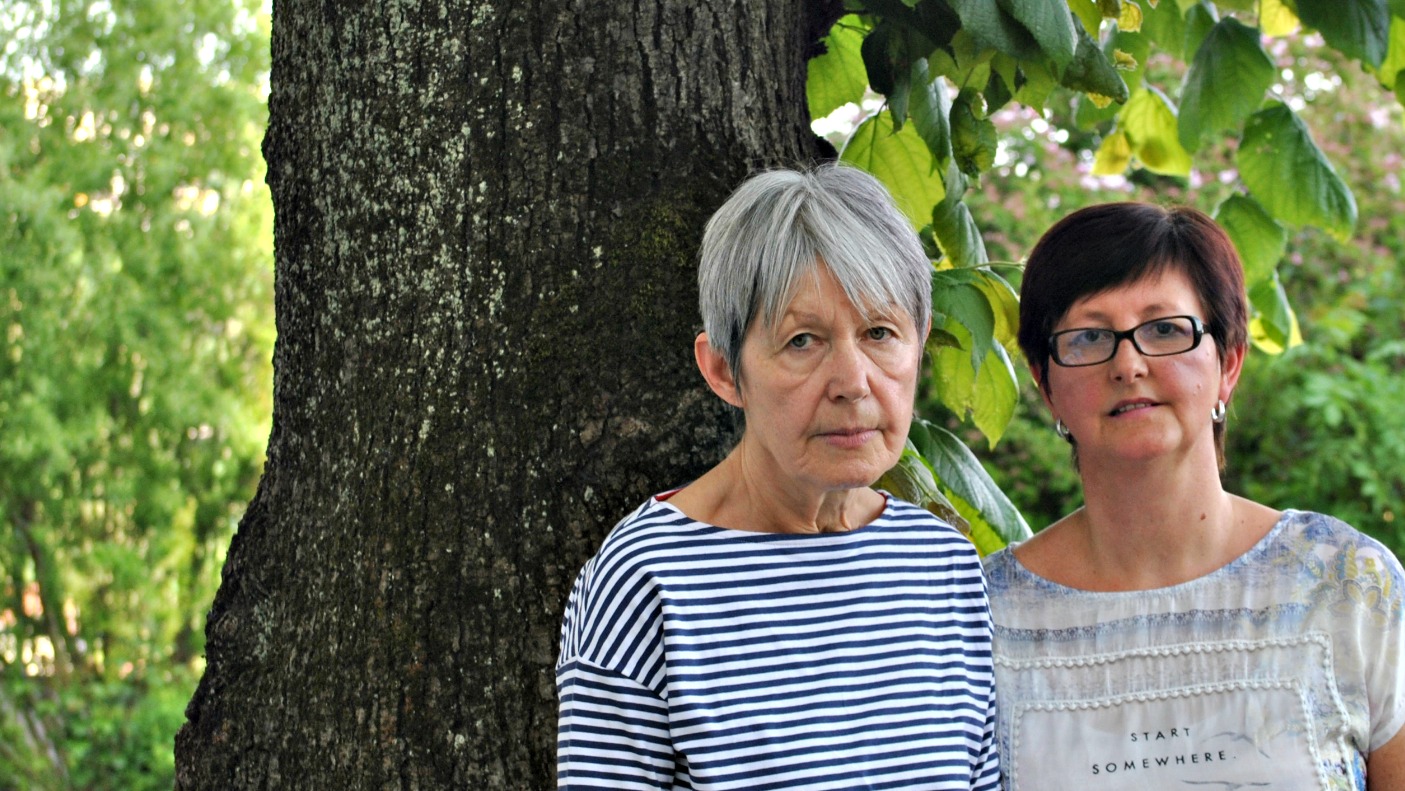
left=698, top=164, right=932, bottom=381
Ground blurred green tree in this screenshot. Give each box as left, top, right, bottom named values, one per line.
left=0, top=1, right=272, bottom=787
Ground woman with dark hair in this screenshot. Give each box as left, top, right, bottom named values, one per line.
left=985, top=202, right=1405, bottom=790
left=556, top=164, right=1000, bottom=790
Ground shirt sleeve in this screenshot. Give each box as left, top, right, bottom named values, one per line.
left=1363, top=542, right=1405, bottom=752
left=973, top=672, right=1001, bottom=791
left=557, top=658, right=676, bottom=790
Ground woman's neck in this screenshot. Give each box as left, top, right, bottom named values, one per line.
left=1026, top=450, right=1275, bottom=591
left=669, top=449, right=883, bottom=534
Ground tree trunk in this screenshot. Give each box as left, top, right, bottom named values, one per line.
left=175, top=0, right=838, bottom=787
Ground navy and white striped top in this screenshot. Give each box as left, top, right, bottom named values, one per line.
left=557, top=493, right=1000, bottom=790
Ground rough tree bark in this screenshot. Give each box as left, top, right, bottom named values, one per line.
left=175, top=0, right=840, bottom=787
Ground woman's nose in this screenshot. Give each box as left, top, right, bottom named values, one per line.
left=1107, top=336, right=1148, bottom=381
left=826, top=341, right=871, bottom=400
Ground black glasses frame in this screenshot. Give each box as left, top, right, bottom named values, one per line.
left=1048, top=315, right=1208, bottom=367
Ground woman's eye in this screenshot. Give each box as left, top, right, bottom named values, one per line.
left=867, top=327, right=893, bottom=341
left=787, top=333, right=812, bottom=349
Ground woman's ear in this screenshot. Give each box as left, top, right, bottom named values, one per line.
left=1030, top=363, right=1054, bottom=411
left=695, top=333, right=744, bottom=408
left=1219, top=342, right=1246, bottom=404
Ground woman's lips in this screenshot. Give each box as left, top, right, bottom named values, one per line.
left=1109, top=400, right=1157, bottom=416
left=818, top=428, right=878, bottom=448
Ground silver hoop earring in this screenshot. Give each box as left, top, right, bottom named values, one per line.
left=1054, top=419, right=1072, bottom=441
left=1211, top=399, right=1227, bottom=424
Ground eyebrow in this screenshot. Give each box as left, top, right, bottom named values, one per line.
left=1063, top=304, right=1187, bottom=325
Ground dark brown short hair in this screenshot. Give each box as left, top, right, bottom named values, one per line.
left=1017, top=202, right=1248, bottom=464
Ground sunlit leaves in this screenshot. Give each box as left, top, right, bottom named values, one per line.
left=840, top=112, right=946, bottom=229
left=808, top=15, right=870, bottom=119
left=1238, top=102, right=1357, bottom=240
left=1375, top=17, right=1405, bottom=93
left=1090, top=127, right=1135, bottom=174
left=1068, top=0, right=1103, bottom=35
left=1178, top=18, right=1275, bottom=151
left=1118, top=87, right=1192, bottom=176
left=1295, top=0, right=1392, bottom=68
left=928, top=269, right=1021, bottom=444
left=1259, top=0, right=1301, bottom=37
left=1248, top=271, right=1303, bottom=353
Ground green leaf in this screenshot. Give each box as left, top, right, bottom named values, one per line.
left=909, top=417, right=1033, bottom=548
left=971, top=343, right=1020, bottom=445
left=1248, top=270, right=1302, bottom=353
left=968, top=267, right=1022, bottom=351
left=841, top=112, right=947, bottom=229
left=864, top=0, right=962, bottom=50
left=1237, top=102, right=1357, bottom=240
left=950, top=89, right=998, bottom=177
left=947, top=0, right=1043, bottom=59
left=1118, top=86, right=1192, bottom=176
left=1178, top=18, right=1275, bottom=152
left=1140, top=0, right=1189, bottom=59
left=1075, top=27, right=1150, bottom=127
left=862, top=22, right=901, bottom=98
left=930, top=316, right=979, bottom=415
left=1183, top=2, right=1218, bottom=56
left=1374, top=16, right=1405, bottom=90
left=1295, top=0, right=1391, bottom=68
left=1213, top=194, right=1287, bottom=286
left=876, top=445, right=969, bottom=532
left=932, top=268, right=996, bottom=372
left=808, top=16, right=871, bottom=120
left=930, top=162, right=988, bottom=268
left=933, top=28, right=997, bottom=91
left=1060, top=14, right=1132, bottom=103
left=996, top=0, right=1078, bottom=70
left=907, top=58, right=953, bottom=167
left=1068, top=0, right=1103, bottom=35
left=1011, top=55, right=1061, bottom=108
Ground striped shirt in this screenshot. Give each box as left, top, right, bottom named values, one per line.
left=557, top=493, right=1000, bottom=790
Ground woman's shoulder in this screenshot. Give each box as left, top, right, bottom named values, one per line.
left=1259, top=510, right=1405, bottom=619
left=587, top=494, right=716, bottom=566
left=1275, top=514, right=1405, bottom=570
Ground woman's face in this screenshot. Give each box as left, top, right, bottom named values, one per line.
left=1041, top=267, right=1242, bottom=470
left=725, top=267, right=925, bottom=496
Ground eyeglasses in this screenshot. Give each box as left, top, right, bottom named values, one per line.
left=1049, top=315, right=1208, bottom=367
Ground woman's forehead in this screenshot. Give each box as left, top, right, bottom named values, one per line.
left=1061, top=268, right=1204, bottom=324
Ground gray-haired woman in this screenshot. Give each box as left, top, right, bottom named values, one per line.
left=556, top=164, right=1000, bottom=790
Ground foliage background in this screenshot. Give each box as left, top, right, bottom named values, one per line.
left=2, top=1, right=1403, bottom=788
left=1, top=1, right=272, bottom=787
